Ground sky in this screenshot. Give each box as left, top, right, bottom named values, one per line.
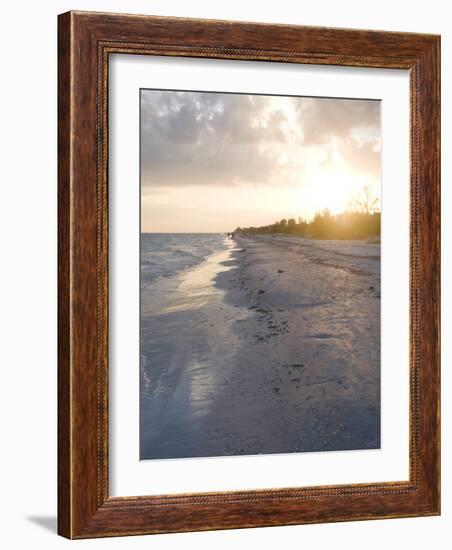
left=141, top=89, right=381, bottom=233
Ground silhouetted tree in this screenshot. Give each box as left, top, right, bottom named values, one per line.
left=350, top=185, right=379, bottom=214
left=234, top=201, right=380, bottom=240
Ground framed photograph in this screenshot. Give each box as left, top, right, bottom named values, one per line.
left=58, top=11, right=440, bottom=538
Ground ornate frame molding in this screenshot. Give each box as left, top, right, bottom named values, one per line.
left=58, top=11, right=440, bottom=538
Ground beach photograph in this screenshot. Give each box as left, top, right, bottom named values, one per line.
left=140, top=89, right=381, bottom=460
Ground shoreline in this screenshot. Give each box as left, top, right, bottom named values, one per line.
left=140, top=234, right=380, bottom=460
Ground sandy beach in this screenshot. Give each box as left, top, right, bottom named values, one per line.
left=140, top=234, right=380, bottom=460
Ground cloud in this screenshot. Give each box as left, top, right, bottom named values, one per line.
left=297, top=97, right=380, bottom=146
left=340, top=137, right=380, bottom=176
left=140, top=90, right=380, bottom=191
left=141, top=91, right=289, bottom=188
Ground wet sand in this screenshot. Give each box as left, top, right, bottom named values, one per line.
left=140, top=235, right=380, bottom=459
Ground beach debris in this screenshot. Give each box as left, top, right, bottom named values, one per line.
left=258, top=289, right=266, bottom=294
left=277, top=269, right=285, bottom=273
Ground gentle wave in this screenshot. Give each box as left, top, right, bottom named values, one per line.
left=141, top=233, right=228, bottom=287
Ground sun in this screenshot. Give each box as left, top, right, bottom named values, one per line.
left=303, top=169, right=363, bottom=218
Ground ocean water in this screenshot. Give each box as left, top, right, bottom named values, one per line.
left=140, top=233, right=228, bottom=287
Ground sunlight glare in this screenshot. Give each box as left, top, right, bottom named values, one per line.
left=303, top=169, right=364, bottom=217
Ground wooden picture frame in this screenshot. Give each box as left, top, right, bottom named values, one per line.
left=58, top=10, right=440, bottom=539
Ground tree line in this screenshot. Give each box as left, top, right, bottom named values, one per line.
left=234, top=186, right=381, bottom=240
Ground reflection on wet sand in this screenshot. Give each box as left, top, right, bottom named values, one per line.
left=140, top=238, right=250, bottom=459
left=140, top=235, right=380, bottom=460
left=161, top=246, right=235, bottom=314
